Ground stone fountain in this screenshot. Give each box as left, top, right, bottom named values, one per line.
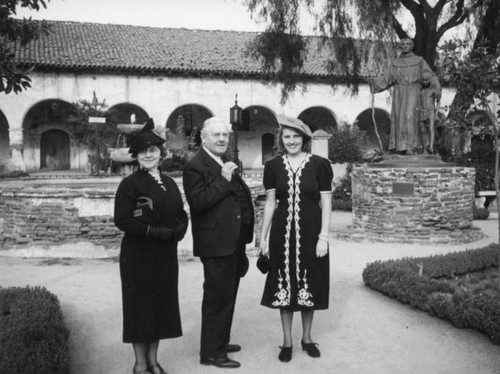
left=107, top=123, right=142, bottom=175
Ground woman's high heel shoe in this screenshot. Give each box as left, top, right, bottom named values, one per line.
left=301, top=339, right=321, bottom=358
left=278, top=345, right=293, bottom=362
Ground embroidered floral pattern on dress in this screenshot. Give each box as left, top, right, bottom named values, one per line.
left=271, top=154, right=314, bottom=307
left=272, top=269, right=290, bottom=307
left=297, top=269, right=314, bottom=306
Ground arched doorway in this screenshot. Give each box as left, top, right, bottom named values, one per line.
left=40, top=130, right=70, bottom=169
left=23, top=99, right=85, bottom=171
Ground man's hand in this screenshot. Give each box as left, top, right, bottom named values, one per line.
left=221, top=161, right=238, bottom=181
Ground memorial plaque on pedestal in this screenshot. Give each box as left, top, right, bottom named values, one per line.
left=393, top=182, right=414, bottom=195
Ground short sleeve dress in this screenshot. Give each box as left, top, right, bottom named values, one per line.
left=261, top=153, right=333, bottom=311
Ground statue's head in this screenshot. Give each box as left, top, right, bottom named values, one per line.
left=400, top=38, right=414, bottom=53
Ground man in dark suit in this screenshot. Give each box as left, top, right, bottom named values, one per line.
left=183, top=117, right=254, bottom=369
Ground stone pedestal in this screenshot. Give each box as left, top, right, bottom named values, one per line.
left=350, top=155, right=483, bottom=244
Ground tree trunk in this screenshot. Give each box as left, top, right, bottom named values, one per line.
left=445, top=0, right=499, bottom=156
left=495, top=135, right=500, bottom=290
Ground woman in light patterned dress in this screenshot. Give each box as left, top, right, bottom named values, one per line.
left=258, top=115, right=333, bottom=363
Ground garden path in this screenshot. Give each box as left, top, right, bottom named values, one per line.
left=0, top=212, right=499, bottom=374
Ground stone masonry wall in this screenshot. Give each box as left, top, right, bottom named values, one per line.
left=0, top=177, right=265, bottom=255
left=0, top=188, right=122, bottom=249
left=351, top=165, right=483, bottom=244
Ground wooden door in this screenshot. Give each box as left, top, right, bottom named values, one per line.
left=40, top=130, right=70, bottom=169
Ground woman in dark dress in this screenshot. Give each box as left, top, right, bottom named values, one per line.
left=114, top=119, right=188, bottom=374
left=258, top=115, right=333, bottom=363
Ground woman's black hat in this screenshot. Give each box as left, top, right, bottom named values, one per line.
left=128, top=118, right=165, bottom=155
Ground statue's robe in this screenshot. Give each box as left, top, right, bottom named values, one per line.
left=371, top=53, right=440, bottom=153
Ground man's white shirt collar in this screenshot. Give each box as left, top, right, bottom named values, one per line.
left=203, top=146, right=224, bottom=166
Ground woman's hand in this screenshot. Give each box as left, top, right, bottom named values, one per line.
left=258, top=240, right=269, bottom=257
left=316, top=237, right=329, bottom=257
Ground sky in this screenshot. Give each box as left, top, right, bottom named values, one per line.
left=14, top=0, right=271, bottom=32
left=14, top=0, right=321, bottom=34
left=13, top=0, right=467, bottom=41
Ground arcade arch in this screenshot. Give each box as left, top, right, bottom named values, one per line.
left=22, top=99, right=84, bottom=171
left=166, top=104, right=213, bottom=141
left=163, top=104, right=213, bottom=161
left=298, top=106, right=338, bottom=133
left=355, top=108, right=391, bottom=152
left=108, top=103, right=149, bottom=125
left=0, top=111, right=9, bottom=168
left=240, top=106, right=277, bottom=169
left=21, top=100, right=152, bottom=171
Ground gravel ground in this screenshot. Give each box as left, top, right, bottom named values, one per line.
left=1, top=212, right=500, bottom=374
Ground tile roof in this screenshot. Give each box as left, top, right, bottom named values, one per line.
left=10, top=20, right=368, bottom=80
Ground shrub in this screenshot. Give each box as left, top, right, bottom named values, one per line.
left=450, top=135, right=498, bottom=193
left=332, top=168, right=352, bottom=199
left=332, top=199, right=352, bottom=211
left=362, top=244, right=500, bottom=344
left=0, top=286, right=70, bottom=374
left=332, top=164, right=353, bottom=211
left=160, top=153, right=188, bottom=172
left=473, top=206, right=490, bottom=220
left=328, top=124, right=365, bottom=164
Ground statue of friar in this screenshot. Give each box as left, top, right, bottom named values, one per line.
left=368, top=38, right=441, bottom=155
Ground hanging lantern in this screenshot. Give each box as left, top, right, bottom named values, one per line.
left=230, top=94, right=242, bottom=129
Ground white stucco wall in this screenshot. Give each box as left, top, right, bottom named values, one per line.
left=0, top=71, right=457, bottom=171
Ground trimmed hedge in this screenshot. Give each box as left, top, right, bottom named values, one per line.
left=362, top=244, right=500, bottom=344
left=0, top=286, right=70, bottom=374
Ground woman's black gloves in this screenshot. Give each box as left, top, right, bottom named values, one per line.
left=147, top=226, right=174, bottom=241
left=172, top=222, right=187, bottom=242
left=172, top=210, right=189, bottom=242
left=147, top=222, right=188, bottom=242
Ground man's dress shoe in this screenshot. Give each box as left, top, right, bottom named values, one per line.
left=200, top=356, right=241, bottom=368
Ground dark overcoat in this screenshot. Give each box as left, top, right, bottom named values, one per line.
left=182, top=148, right=254, bottom=258
left=114, top=168, right=187, bottom=343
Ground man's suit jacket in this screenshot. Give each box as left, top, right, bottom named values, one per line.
left=183, top=148, right=254, bottom=258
